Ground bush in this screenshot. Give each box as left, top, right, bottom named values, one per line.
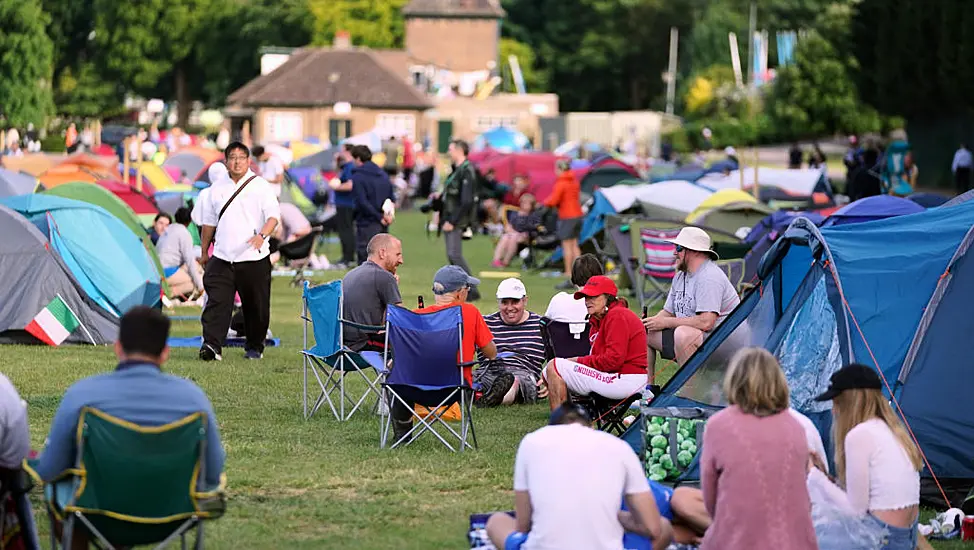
left=40, top=135, right=66, bottom=153
left=665, top=114, right=783, bottom=153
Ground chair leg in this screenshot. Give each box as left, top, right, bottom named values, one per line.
left=195, top=521, right=204, bottom=550
left=62, top=515, right=75, bottom=550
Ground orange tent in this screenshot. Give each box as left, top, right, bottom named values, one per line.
left=0, top=154, right=55, bottom=176
left=58, top=152, right=119, bottom=173
left=37, top=165, right=105, bottom=189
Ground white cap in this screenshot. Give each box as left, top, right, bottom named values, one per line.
left=666, top=226, right=719, bottom=260
left=496, top=278, right=527, bottom=300
left=724, top=146, right=737, bottom=156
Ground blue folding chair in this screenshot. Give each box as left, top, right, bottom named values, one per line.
left=301, top=280, right=386, bottom=421
left=380, top=305, right=477, bottom=451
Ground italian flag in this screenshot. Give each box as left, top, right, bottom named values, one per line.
left=25, top=296, right=80, bottom=346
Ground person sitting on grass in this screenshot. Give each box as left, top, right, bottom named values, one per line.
left=486, top=403, right=671, bottom=550
left=33, top=306, right=226, bottom=550
left=492, top=193, right=542, bottom=268
left=388, top=266, right=496, bottom=443
left=474, top=278, right=546, bottom=408
left=541, top=276, right=648, bottom=411
left=156, top=206, right=204, bottom=301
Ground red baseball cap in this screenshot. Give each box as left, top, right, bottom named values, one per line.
left=573, top=275, right=618, bottom=299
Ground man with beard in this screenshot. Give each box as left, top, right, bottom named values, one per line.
left=341, top=233, right=403, bottom=352
left=642, top=227, right=739, bottom=366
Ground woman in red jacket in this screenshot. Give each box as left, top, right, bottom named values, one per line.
left=541, top=276, right=649, bottom=411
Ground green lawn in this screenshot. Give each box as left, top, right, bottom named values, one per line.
left=0, top=210, right=958, bottom=548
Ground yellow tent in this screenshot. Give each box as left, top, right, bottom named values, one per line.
left=289, top=142, right=323, bottom=161
left=685, top=188, right=773, bottom=236
left=137, top=162, right=177, bottom=191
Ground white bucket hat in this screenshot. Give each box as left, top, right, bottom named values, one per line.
left=667, top=227, right=719, bottom=260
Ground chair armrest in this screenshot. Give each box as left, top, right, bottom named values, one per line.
left=340, top=319, right=385, bottom=333
left=194, top=472, right=228, bottom=518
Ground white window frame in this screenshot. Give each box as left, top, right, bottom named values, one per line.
left=375, top=113, right=416, bottom=140
left=264, top=111, right=303, bottom=142
left=474, top=115, right=520, bottom=132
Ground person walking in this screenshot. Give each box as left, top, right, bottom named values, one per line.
left=440, top=139, right=481, bottom=300
left=952, top=143, right=972, bottom=195
left=198, top=142, right=280, bottom=361
left=350, top=145, right=394, bottom=264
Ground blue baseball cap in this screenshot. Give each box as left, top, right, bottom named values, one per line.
left=432, top=265, right=480, bottom=295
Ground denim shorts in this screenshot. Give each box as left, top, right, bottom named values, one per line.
left=866, top=514, right=917, bottom=550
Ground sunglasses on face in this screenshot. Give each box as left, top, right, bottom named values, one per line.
left=675, top=245, right=685, bottom=253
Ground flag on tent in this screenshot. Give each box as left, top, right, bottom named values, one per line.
left=25, top=295, right=81, bottom=346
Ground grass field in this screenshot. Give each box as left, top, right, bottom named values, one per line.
left=0, top=210, right=959, bottom=549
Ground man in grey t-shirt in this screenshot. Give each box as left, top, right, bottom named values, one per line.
left=341, top=234, right=403, bottom=352
left=642, top=227, right=740, bottom=366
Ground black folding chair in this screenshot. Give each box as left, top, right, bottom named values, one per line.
left=274, top=226, right=324, bottom=286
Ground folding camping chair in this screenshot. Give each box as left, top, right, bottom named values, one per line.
left=636, top=227, right=682, bottom=311
left=301, top=280, right=386, bottom=421
left=539, top=317, right=644, bottom=436
left=274, top=225, right=324, bottom=287
left=0, top=466, right=41, bottom=550
left=44, top=408, right=225, bottom=550
left=380, top=305, right=477, bottom=451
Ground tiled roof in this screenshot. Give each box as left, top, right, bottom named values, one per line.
left=227, top=48, right=432, bottom=110
left=402, top=0, right=505, bottom=18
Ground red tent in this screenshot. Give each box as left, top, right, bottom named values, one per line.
left=470, top=150, right=567, bottom=202
left=572, top=156, right=641, bottom=194
left=95, top=179, right=159, bottom=217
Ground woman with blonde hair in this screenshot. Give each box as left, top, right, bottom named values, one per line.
left=698, top=347, right=817, bottom=550
left=814, top=363, right=923, bottom=549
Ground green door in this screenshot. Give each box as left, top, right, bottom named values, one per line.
left=328, top=119, right=352, bottom=145
left=437, top=120, right=453, bottom=154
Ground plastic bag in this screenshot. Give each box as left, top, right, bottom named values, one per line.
left=807, top=469, right=887, bottom=550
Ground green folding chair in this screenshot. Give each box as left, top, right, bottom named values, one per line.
left=45, top=407, right=226, bottom=549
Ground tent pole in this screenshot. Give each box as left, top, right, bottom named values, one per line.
left=753, top=149, right=760, bottom=200
left=123, top=137, right=130, bottom=187
left=136, top=135, right=144, bottom=192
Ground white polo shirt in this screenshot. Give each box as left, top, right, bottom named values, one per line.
left=201, top=170, right=281, bottom=263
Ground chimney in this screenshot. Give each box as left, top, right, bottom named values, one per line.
left=334, top=30, right=351, bottom=49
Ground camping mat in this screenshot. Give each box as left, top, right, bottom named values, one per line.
left=169, top=315, right=201, bottom=321
left=167, top=336, right=281, bottom=348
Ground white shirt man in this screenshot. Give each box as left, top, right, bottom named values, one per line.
left=486, top=404, right=670, bottom=550
left=198, top=143, right=280, bottom=361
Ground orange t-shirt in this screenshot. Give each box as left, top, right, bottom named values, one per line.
left=544, top=172, right=584, bottom=219
left=414, top=301, right=493, bottom=384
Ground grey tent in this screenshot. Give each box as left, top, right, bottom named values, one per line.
left=0, top=168, right=36, bottom=197
left=0, top=205, right=118, bottom=345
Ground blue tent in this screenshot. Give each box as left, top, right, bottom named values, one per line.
left=473, top=127, right=532, bottom=153
left=821, top=194, right=924, bottom=227
left=741, top=210, right=825, bottom=283
left=0, top=195, right=161, bottom=315
left=547, top=190, right=618, bottom=264
left=908, top=192, right=950, bottom=208
left=650, top=199, right=974, bottom=504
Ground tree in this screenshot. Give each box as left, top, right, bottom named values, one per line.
left=767, top=31, right=880, bottom=139
left=499, top=38, right=547, bottom=93
left=0, top=0, right=55, bottom=127
left=54, top=62, right=127, bottom=119
left=309, top=0, right=409, bottom=49
left=91, top=0, right=212, bottom=127
left=851, top=0, right=974, bottom=187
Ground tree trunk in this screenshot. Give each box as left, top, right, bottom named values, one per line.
left=175, top=62, right=191, bottom=128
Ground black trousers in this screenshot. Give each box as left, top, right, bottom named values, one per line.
left=956, top=167, right=972, bottom=195
left=356, top=221, right=385, bottom=264
left=201, top=256, right=272, bottom=354
left=335, top=206, right=357, bottom=264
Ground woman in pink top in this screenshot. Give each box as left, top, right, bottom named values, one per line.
left=699, top=348, right=818, bottom=550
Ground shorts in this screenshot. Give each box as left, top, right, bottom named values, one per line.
left=543, top=359, right=647, bottom=400
left=505, top=531, right=529, bottom=550
left=556, top=217, right=582, bottom=241
left=866, top=514, right=917, bottom=550
left=649, top=480, right=674, bottom=521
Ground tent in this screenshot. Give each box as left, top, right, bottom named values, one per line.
left=288, top=141, right=324, bottom=161
left=290, top=145, right=342, bottom=171
left=59, top=153, right=118, bottom=173
left=741, top=210, right=826, bottom=284
left=0, top=168, right=36, bottom=197
left=696, top=167, right=833, bottom=203
left=0, top=153, right=54, bottom=176
left=685, top=189, right=775, bottom=237
left=136, top=162, right=178, bottom=191
left=344, top=131, right=383, bottom=152
left=0, top=204, right=118, bottom=345
left=473, top=127, right=532, bottom=153
left=820, top=195, right=924, bottom=228
left=908, top=192, right=950, bottom=208
left=650, top=200, right=974, bottom=505
left=95, top=179, right=160, bottom=226
left=576, top=158, right=640, bottom=195
left=39, top=182, right=171, bottom=295
left=624, top=181, right=714, bottom=220
left=0, top=195, right=162, bottom=316
left=37, top=165, right=104, bottom=188
left=163, top=148, right=223, bottom=182
left=471, top=151, right=565, bottom=202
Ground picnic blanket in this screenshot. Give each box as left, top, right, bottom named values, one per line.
left=167, top=336, right=281, bottom=348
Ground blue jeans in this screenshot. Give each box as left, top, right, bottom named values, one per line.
left=867, top=514, right=917, bottom=550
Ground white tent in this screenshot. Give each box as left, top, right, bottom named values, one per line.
left=598, top=181, right=713, bottom=218
left=696, top=167, right=825, bottom=197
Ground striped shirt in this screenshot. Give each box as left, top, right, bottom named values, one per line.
left=482, top=311, right=545, bottom=377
